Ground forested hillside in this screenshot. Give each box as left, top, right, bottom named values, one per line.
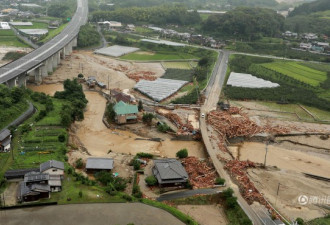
left=288, top=0, right=330, bottom=16
left=285, top=0, right=330, bottom=35
left=203, top=7, right=284, bottom=40
left=228, top=0, right=278, bottom=8
left=91, top=5, right=201, bottom=25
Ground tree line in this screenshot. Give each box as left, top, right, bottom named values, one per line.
left=202, top=7, right=284, bottom=41
left=91, top=5, right=201, bottom=25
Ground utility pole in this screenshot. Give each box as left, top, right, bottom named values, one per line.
left=275, top=182, right=281, bottom=207
left=264, top=141, right=269, bottom=167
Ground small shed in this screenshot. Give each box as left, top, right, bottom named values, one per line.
left=0, top=128, right=11, bottom=152
left=152, top=159, right=188, bottom=187
left=114, top=101, right=138, bottom=124
left=86, top=158, right=114, bottom=173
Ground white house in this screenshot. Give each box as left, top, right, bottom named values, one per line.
left=300, top=42, right=312, bottom=50
left=98, top=21, right=122, bottom=28
left=0, top=22, right=10, bottom=30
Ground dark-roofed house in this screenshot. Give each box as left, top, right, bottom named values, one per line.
left=114, top=101, right=138, bottom=124
left=0, top=128, right=11, bottom=152
left=4, top=168, right=39, bottom=180
left=152, top=159, right=188, bottom=187
left=86, top=158, right=114, bottom=173
left=24, top=172, right=49, bottom=186
left=40, top=160, right=64, bottom=177
left=19, top=182, right=50, bottom=202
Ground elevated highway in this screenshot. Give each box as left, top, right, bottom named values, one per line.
left=0, top=0, right=88, bottom=86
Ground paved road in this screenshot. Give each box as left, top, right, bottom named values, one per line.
left=0, top=0, right=88, bottom=84
left=0, top=203, right=185, bottom=225
left=199, top=50, right=265, bottom=225
left=156, top=188, right=223, bottom=202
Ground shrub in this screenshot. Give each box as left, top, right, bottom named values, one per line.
left=58, top=134, right=66, bottom=142
left=133, top=160, right=141, bottom=171
left=79, top=190, right=83, bottom=198
left=157, top=123, right=171, bottom=133
left=122, top=193, right=133, bottom=202
left=78, top=73, right=84, bottom=78
left=67, top=167, right=73, bottom=174
left=176, top=148, right=188, bottom=158
left=132, top=184, right=142, bottom=198
left=215, top=178, right=225, bottom=185
left=136, top=152, right=153, bottom=159
left=75, top=158, right=84, bottom=169
left=142, top=113, right=154, bottom=125
left=64, top=156, right=68, bottom=162
left=296, top=218, right=304, bottom=225
left=138, top=100, right=143, bottom=111
left=145, top=175, right=158, bottom=186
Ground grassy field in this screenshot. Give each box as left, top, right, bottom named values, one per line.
left=0, top=29, right=29, bottom=47
left=0, top=101, right=29, bottom=130
left=120, top=51, right=198, bottom=61
left=41, top=174, right=125, bottom=204
left=162, top=61, right=195, bottom=69
left=40, top=23, right=68, bottom=43
left=261, top=62, right=327, bottom=86
left=200, top=13, right=211, bottom=21
left=161, top=68, right=194, bottom=81
left=13, top=22, right=48, bottom=30
left=308, top=215, right=330, bottom=225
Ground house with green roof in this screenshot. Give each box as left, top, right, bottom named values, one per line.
left=114, top=101, right=138, bottom=124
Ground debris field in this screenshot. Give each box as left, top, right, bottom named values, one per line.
left=182, top=156, right=217, bottom=189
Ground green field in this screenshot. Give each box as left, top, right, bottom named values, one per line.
left=262, top=62, right=327, bottom=86
left=40, top=23, right=68, bottom=43
left=162, top=61, right=195, bottom=69
left=120, top=51, right=198, bottom=61
left=13, top=22, right=48, bottom=30
left=0, top=29, right=29, bottom=47
left=161, top=68, right=194, bottom=81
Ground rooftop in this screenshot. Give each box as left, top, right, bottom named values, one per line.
left=86, top=158, right=114, bottom=170
left=0, top=129, right=10, bottom=141
left=153, top=159, right=188, bottom=184
left=114, top=101, right=138, bottom=115
left=40, top=160, right=64, bottom=172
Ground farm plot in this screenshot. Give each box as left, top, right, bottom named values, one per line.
left=161, top=69, right=194, bottom=82
left=0, top=30, right=28, bottom=47
left=162, top=61, right=195, bottom=69
left=120, top=51, right=197, bottom=61
left=261, top=62, right=327, bottom=86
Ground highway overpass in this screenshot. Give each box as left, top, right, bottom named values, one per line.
left=0, top=0, right=88, bottom=87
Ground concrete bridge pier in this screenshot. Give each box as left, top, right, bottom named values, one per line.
left=52, top=54, right=58, bottom=70
left=57, top=51, right=61, bottom=65
left=46, top=58, right=53, bottom=74
left=6, top=77, right=17, bottom=87
left=17, top=73, right=27, bottom=87
left=72, top=37, right=78, bottom=47
left=60, top=48, right=66, bottom=59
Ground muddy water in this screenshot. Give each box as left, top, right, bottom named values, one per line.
left=28, top=83, right=64, bottom=96
left=239, top=142, right=330, bottom=177
left=76, top=91, right=206, bottom=158
left=27, top=84, right=206, bottom=158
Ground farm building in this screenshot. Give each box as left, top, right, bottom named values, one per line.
left=4, top=168, right=39, bottom=180
left=40, top=160, right=65, bottom=177
left=0, top=128, right=12, bottom=152
left=152, top=159, right=188, bottom=187
left=86, top=158, right=114, bottom=173
left=111, top=89, right=132, bottom=103
left=114, top=101, right=138, bottom=124
left=0, top=22, right=10, bottom=29
left=19, top=182, right=50, bottom=202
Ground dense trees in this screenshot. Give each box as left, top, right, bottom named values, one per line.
left=47, top=4, right=71, bottom=19
left=228, top=0, right=278, bottom=7
left=91, top=5, right=201, bottom=26
left=289, top=0, right=330, bottom=17
left=203, top=7, right=284, bottom=40
left=77, top=24, right=101, bottom=48
left=54, top=79, right=88, bottom=127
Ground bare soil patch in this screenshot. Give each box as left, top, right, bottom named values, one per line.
left=177, top=205, right=228, bottom=225
left=248, top=168, right=329, bottom=221
left=43, top=50, right=164, bottom=90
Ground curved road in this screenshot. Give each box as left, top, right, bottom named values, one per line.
left=0, top=0, right=88, bottom=84
left=0, top=203, right=185, bottom=225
